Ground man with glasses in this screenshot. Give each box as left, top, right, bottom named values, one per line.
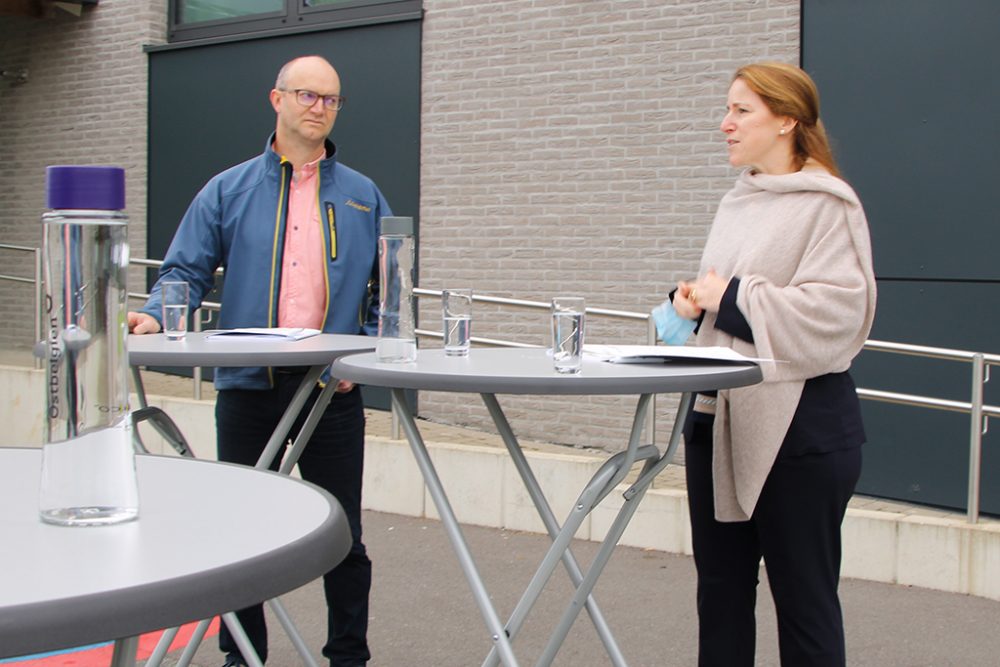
left=129, top=55, right=389, bottom=667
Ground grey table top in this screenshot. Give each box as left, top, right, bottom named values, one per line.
left=0, top=448, right=351, bottom=660
left=128, top=332, right=375, bottom=368
left=331, top=348, right=762, bottom=395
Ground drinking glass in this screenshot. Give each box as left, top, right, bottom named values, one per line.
left=161, top=281, right=189, bottom=340
left=551, top=296, right=585, bottom=374
left=442, top=288, right=473, bottom=357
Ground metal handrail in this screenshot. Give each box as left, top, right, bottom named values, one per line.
left=855, top=341, right=996, bottom=522
left=129, top=258, right=224, bottom=400
left=1, top=246, right=995, bottom=521
left=0, top=243, right=44, bottom=368
left=414, top=287, right=660, bottom=443
left=412, top=288, right=996, bottom=523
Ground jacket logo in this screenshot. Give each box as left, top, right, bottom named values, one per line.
left=346, top=199, right=371, bottom=213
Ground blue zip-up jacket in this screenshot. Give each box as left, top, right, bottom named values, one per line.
left=141, top=135, right=392, bottom=390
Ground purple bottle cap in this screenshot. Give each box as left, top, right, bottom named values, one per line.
left=45, top=165, right=125, bottom=211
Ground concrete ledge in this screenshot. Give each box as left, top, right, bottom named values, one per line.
left=0, top=363, right=45, bottom=445
left=364, top=434, right=1000, bottom=603
left=0, top=363, right=218, bottom=458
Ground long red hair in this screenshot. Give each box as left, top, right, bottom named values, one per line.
left=734, top=62, right=841, bottom=177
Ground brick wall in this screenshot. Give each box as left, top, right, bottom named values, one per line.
left=415, top=0, right=799, bottom=450
left=0, top=0, right=167, bottom=350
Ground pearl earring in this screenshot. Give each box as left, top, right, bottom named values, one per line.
left=779, top=129, right=786, bottom=135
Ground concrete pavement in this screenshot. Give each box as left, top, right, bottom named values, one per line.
left=147, top=509, right=1000, bottom=667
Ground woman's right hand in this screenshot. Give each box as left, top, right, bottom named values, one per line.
left=673, top=281, right=703, bottom=320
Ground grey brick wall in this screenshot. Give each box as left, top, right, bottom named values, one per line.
left=0, top=0, right=167, bottom=350
left=415, top=0, right=799, bottom=450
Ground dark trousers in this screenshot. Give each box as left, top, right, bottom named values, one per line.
left=685, top=419, right=861, bottom=667
left=215, top=374, right=371, bottom=666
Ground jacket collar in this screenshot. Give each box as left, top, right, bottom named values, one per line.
left=263, top=133, right=338, bottom=171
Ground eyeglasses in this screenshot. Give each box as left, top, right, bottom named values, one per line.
left=279, top=88, right=346, bottom=111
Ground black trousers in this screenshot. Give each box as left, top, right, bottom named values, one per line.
left=215, top=374, right=371, bottom=667
left=685, top=419, right=861, bottom=667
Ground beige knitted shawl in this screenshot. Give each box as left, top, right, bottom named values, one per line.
left=696, top=165, right=876, bottom=521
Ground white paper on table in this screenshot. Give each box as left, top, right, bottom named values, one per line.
left=204, top=327, right=321, bottom=341
left=583, top=344, right=771, bottom=365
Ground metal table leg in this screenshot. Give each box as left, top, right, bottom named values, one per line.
left=109, top=636, right=138, bottom=667
left=144, top=626, right=179, bottom=667
left=535, top=392, right=692, bottom=665
left=278, top=373, right=339, bottom=474
left=269, top=597, right=321, bottom=667
left=173, top=618, right=212, bottom=667
left=255, top=364, right=327, bottom=469
left=481, top=393, right=658, bottom=667
left=480, top=393, right=637, bottom=666
left=391, top=388, right=522, bottom=666
left=132, top=363, right=330, bottom=667
left=250, top=364, right=331, bottom=667
left=222, top=612, right=265, bottom=667
left=397, top=387, right=687, bottom=667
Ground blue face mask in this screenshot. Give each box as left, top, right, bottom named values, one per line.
left=651, top=298, right=696, bottom=346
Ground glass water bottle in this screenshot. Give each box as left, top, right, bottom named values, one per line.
left=376, top=216, right=417, bottom=363
left=39, top=165, right=138, bottom=526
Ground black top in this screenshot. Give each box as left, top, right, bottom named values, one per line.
left=687, top=278, right=865, bottom=458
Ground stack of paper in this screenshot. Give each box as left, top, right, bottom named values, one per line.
left=583, top=344, right=759, bottom=364
left=205, top=327, right=321, bottom=341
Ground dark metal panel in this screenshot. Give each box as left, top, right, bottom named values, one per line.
left=803, top=0, right=1000, bottom=514
left=852, top=280, right=1000, bottom=514
left=802, top=0, right=1000, bottom=281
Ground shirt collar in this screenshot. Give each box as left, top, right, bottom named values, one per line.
left=293, top=153, right=323, bottom=183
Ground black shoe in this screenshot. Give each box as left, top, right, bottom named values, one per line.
left=221, top=656, right=247, bottom=667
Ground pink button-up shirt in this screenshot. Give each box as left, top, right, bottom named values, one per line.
left=277, top=155, right=327, bottom=329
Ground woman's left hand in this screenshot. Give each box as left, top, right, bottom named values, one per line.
left=689, top=269, right=729, bottom=313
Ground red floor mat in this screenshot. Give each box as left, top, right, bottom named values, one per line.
left=0, top=617, right=220, bottom=666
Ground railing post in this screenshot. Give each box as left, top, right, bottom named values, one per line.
left=646, top=316, right=657, bottom=446
left=967, top=353, right=985, bottom=523
left=192, top=309, right=203, bottom=401
left=34, top=248, right=43, bottom=370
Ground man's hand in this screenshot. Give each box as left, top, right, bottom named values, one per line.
left=335, top=380, right=355, bottom=393
left=127, top=311, right=161, bottom=335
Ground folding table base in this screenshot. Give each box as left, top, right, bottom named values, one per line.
left=391, top=388, right=692, bottom=667
left=133, top=364, right=334, bottom=667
